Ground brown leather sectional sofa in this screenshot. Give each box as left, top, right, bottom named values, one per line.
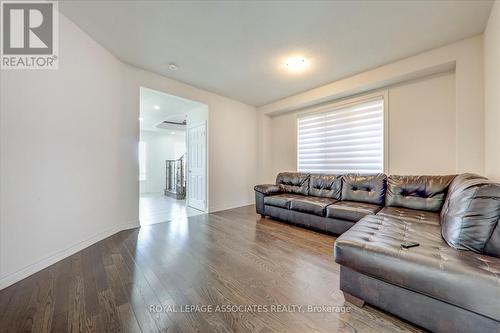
left=254, top=172, right=500, bottom=333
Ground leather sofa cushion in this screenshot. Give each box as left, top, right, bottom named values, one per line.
left=486, top=224, right=500, bottom=258
left=254, top=184, right=281, bottom=195
left=309, top=174, right=342, bottom=199
left=289, top=196, right=337, bottom=217
left=377, top=206, right=440, bottom=225
left=264, top=205, right=355, bottom=235
left=386, top=175, right=455, bottom=212
left=334, top=215, right=500, bottom=321
left=441, top=173, right=500, bottom=257
left=326, top=201, right=381, bottom=222
left=276, top=172, right=310, bottom=195
left=341, top=174, right=386, bottom=205
left=264, top=193, right=304, bottom=209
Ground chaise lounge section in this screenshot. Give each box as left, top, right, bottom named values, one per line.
left=335, top=173, right=500, bottom=332
left=255, top=172, right=500, bottom=333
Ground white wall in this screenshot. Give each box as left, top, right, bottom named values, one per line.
left=257, top=36, right=484, bottom=183
left=388, top=72, right=456, bottom=175
left=262, top=72, right=457, bottom=180
left=140, top=131, right=186, bottom=194
left=0, top=14, right=138, bottom=288
left=485, top=0, right=500, bottom=181
left=266, top=113, right=297, bottom=180
left=0, top=12, right=257, bottom=288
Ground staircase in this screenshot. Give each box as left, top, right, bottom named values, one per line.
left=164, top=155, right=186, bottom=199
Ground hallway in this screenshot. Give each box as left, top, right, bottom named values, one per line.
left=139, top=193, right=204, bottom=225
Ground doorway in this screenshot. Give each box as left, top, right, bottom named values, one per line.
left=139, top=87, right=208, bottom=226
left=186, top=121, right=207, bottom=211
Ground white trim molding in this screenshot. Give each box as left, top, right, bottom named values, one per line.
left=0, top=221, right=139, bottom=290
left=209, top=201, right=254, bottom=213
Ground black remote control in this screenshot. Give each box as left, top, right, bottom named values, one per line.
left=401, top=242, right=420, bottom=249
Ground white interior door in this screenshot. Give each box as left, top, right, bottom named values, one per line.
left=187, top=121, right=207, bottom=211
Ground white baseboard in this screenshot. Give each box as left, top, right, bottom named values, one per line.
left=209, top=201, right=254, bottom=213
left=0, top=220, right=140, bottom=290
left=0, top=201, right=256, bottom=289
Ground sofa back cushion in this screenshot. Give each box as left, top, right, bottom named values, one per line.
left=341, top=173, right=386, bottom=205
left=386, top=175, right=454, bottom=212
left=309, top=174, right=342, bottom=199
left=276, top=172, right=310, bottom=195
left=485, top=224, right=500, bottom=258
left=441, top=173, right=500, bottom=257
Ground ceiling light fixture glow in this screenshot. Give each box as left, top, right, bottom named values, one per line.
left=284, top=56, right=309, bottom=72
left=153, top=105, right=160, bottom=110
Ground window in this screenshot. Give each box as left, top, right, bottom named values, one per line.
left=139, top=141, right=147, bottom=180
left=297, top=97, right=384, bottom=174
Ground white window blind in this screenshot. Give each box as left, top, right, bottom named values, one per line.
left=297, top=98, right=384, bottom=174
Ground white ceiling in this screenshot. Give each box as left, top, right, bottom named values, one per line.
left=140, top=87, right=203, bottom=134
left=59, top=0, right=494, bottom=106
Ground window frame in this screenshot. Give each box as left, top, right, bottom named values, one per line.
left=296, top=90, right=389, bottom=174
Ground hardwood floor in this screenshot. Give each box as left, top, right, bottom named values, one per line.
left=0, top=205, right=424, bottom=333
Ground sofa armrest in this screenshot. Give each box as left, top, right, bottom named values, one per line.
left=254, top=184, right=281, bottom=216
left=254, top=184, right=281, bottom=195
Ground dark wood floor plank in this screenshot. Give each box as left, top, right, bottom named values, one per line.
left=116, top=230, right=173, bottom=332
left=66, top=253, right=88, bottom=333
left=97, top=289, right=121, bottom=332
left=50, top=258, right=72, bottom=332
left=89, top=245, right=109, bottom=293
left=30, top=266, right=57, bottom=333
left=0, top=286, right=17, bottom=332
left=80, top=247, right=101, bottom=320
left=14, top=281, right=39, bottom=332
left=0, top=204, right=426, bottom=333
left=0, top=274, right=38, bottom=333
left=108, top=250, right=160, bottom=333
left=117, top=303, right=142, bottom=333
left=85, top=313, right=104, bottom=333
left=183, top=288, right=233, bottom=333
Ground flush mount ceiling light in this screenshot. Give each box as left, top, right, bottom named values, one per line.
left=153, top=105, right=160, bottom=110
left=168, top=63, right=178, bottom=71
left=284, top=56, right=309, bottom=72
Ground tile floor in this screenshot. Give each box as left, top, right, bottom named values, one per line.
left=139, top=192, right=205, bottom=225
